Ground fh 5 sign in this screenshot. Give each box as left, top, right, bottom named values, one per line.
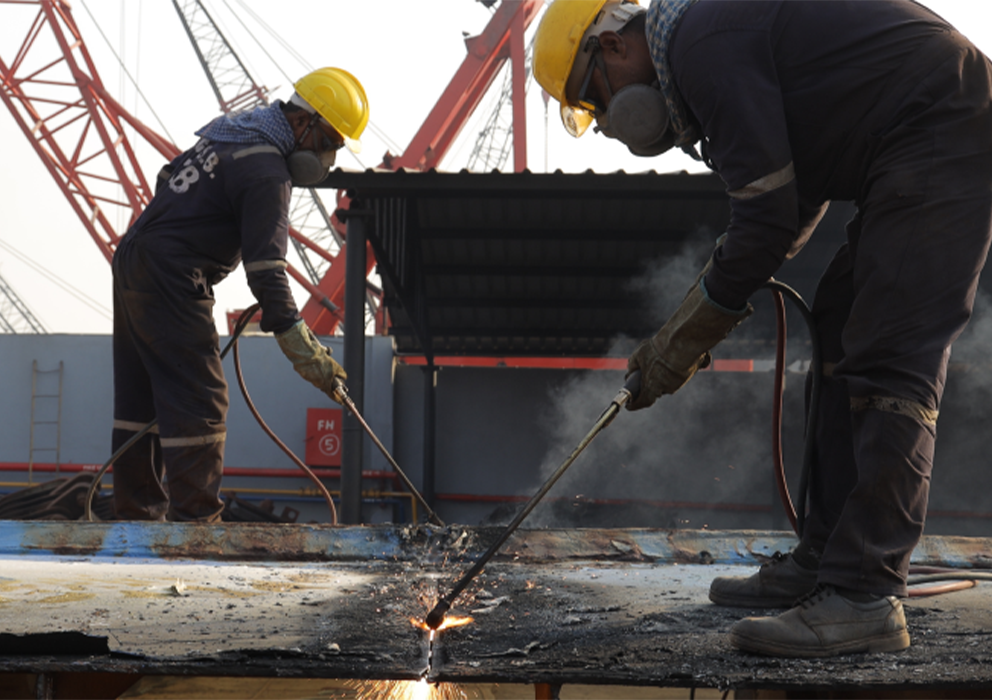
left=305, top=408, right=343, bottom=466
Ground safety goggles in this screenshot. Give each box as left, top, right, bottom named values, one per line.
left=575, top=38, right=616, bottom=118
left=308, top=113, right=347, bottom=152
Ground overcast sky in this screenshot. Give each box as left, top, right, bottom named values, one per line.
left=0, top=0, right=989, bottom=335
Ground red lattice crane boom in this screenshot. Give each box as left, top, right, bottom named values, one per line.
left=302, top=0, right=543, bottom=335
left=0, top=0, right=542, bottom=335
left=0, top=0, right=179, bottom=263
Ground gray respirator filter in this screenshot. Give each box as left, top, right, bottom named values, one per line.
left=287, top=149, right=336, bottom=187
left=596, top=84, right=674, bottom=157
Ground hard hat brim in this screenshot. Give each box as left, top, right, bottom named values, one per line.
left=344, top=136, right=361, bottom=154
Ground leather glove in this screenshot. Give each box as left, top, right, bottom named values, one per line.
left=275, top=320, right=347, bottom=404
left=626, top=281, right=752, bottom=411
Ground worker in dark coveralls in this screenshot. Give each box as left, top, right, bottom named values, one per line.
left=111, top=68, right=369, bottom=524
left=534, top=0, right=992, bottom=656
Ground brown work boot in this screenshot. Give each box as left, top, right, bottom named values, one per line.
left=709, top=551, right=818, bottom=608
left=729, top=584, right=910, bottom=658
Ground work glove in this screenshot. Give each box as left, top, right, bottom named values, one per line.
left=626, top=281, right=752, bottom=411
left=275, top=320, right=347, bottom=404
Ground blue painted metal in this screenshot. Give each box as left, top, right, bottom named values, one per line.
left=0, top=521, right=410, bottom=561
left=2, top=522, right=992, bottom=569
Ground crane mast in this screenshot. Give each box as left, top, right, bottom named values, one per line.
left=0, top=0, right=542, bottom=335
left=0, top=0, right=177, bottom=263
left=0, top=272, right=45, bottom=334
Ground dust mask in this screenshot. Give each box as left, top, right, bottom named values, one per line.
left=595, top=84, right=674, bottom=157
left=287, top=114, right=339, bottom=186
left=287, top=149, right=335, bottom=187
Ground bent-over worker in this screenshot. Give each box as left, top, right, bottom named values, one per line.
left=534, top=0, right=992, bottom=657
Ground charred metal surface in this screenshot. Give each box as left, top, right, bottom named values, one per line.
left=0, top=632, right=109, bottom=656
left=429, top=561, right=992, bottom=692
left=1, top=523, right=992, bottom=691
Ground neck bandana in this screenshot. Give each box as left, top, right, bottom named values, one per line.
left=645, top=0, right=700, bottom=149
left=194, top=101, right=296, bottom=156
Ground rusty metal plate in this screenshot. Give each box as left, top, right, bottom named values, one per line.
left=2, top=522, right=992, bottom=692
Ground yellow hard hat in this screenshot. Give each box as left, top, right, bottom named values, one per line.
left=532, top=0, right=643, bottom=137
left=293, top=67, right=369, bottom=153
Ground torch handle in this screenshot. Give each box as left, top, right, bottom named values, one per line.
left=335, top=379, right=445, bottom=527
left=426, top=371, right=639, bottom=627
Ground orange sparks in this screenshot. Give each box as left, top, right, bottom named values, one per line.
left=351, top=679, right=466, bottom=700
left=410, top=615, right=474, bottom=632
left=437, top=615, right=473, bottom=631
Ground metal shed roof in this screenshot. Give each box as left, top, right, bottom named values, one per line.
left=321, top=169, right=735, bottom=357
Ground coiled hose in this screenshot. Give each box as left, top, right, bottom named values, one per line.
left=84, top=304, right=338, bottom=523
left=764, top=280, right=992, bottom=597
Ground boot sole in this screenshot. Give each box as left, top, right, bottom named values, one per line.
left=730, top=629, right=911, bottom=658
left=708, top=590, right=809, bottom=609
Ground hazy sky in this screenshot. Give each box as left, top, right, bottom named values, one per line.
left=0, top=0, right=989, bottom=334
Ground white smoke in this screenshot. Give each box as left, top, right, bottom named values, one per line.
left=515, top=235, right=786, bottom=530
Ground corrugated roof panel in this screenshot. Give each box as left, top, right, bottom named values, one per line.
left=320, top=170, right=749, bottom=356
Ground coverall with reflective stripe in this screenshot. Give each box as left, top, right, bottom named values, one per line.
left=112, top=138, right=300, bottom=522
left=667, top=1, right=992, bottom=595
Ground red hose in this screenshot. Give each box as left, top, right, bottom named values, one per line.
left=231, top=311, right=338, bottom=525
left=768, top=289, right=982, bottom=597
left=770, top=288, right=798, bottom=532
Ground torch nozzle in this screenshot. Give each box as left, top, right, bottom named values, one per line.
left=424, top=600, right=451, bottom=630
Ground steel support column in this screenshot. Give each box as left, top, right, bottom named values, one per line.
left=510, top=3, right=528, bottom=173
left=341, top=211, right=369, bottom=524
left=423, top=363, right=438, bottom=511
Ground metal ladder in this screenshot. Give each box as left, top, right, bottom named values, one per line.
left=28, top=360, right=63, bottom=484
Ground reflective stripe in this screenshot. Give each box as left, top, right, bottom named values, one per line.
left=113, top=420, right=160, bottom=434
left=728, top=162, right=796, bottom=200
left=159, top=432, right=227, bottom=448
left=850, top=396, right=939, bottom=427
left=232, top=144, right=281, bottom=160
left=244, top=259, right=288, bottom=273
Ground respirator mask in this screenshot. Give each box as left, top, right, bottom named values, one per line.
left=287, top=114, right=341, bottom=187
left=573, top=34, right=674, bottom=158
left=594, top=83, right=674, bottom=157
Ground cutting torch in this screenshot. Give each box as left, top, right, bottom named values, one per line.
left=425, top=370, right=641, bottom=630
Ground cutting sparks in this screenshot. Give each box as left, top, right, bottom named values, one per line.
left=351, top=679, right=466, bottom=700
left=411, top=615, right=474, bottom=632
left=353, top=614, right=477, bottom=700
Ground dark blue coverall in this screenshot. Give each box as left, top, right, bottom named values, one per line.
left=112, top=138, right=300, bottom=521
left=668, top=0, right=992, bottom=595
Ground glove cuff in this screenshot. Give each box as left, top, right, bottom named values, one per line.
left=275, top=320, right=320, bottom=362
left=699, top=277, right=750, bottom=317
left=651, top=282, right=752, bottom=373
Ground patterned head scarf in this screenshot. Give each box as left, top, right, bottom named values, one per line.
left=645, top=0, right=700, bottom=149
left=195, top=102, right=296, bottom=156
